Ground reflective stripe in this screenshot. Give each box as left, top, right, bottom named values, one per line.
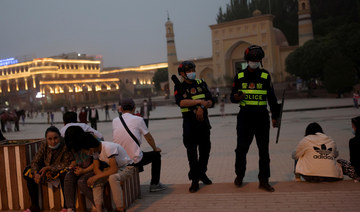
left=181, top=108, right=190, bottom=112
left=238, top=72, right=244, bottom=79
left=238, top=89, right=267, bottom=95
left=261, top=73, right=268, bottom=79
left=240, top=100, right=267, bottom=106
left=196, top=79, right=202, bottom=84
left=192, top=94, right=205, bottom=100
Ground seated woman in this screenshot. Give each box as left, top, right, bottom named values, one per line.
left=337, top=116, right=360, bottom=181
left=292, top=122, right=343, bottom=182
left=23, top=126, right=74, bottom=212
left=65, top=126, right=132, bottom=212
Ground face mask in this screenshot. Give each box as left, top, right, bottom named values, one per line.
left=48, top=142, right=61, bottom=150
left=248, top=61, right=260, bottom=69
left=186, top=72, right=196, bottom=80
left=352, top=129, right=356, bottom=135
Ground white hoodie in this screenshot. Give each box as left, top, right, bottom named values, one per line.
left=294, top=133, right=343, bottom=179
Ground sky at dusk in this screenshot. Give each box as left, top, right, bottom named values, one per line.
left=0, top=0, right=228, bottom=68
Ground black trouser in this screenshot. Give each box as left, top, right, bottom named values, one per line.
left=183, top=117, right=211, bottom=182
left=144, top=119, right=149, bottom=128
left=235, top=109, right=270, bottom=181
left=135, top=151, right=161, bottom=185
left=89, top=119, right=97, bottom=130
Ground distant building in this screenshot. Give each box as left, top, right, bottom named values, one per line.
left=0, top=53, right=166, bottom=109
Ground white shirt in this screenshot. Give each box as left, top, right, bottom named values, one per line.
left=91, top=109, right=97, bottom=118
left=60, top=123, right=104, bottom=140
left=99, top=141, right=133, bottom=169
left=143, top=103, right=149, bottom=119
left=112, top=113, right=149, bottom=164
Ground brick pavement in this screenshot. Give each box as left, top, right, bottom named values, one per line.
left=128, top=181, right=360, bottom=212
left=4, top=97, right=359, bottom=211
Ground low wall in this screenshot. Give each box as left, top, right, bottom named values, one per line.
left=0, top=139, right=44, bottom=211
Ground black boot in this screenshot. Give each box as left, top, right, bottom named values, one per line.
left=259, top=179, right=275, bottom=192
left=200, top=174, right=212, bottom=185
left=234, top=176, right=243, bottom=187
left=189, top=180, right=199, bottom=193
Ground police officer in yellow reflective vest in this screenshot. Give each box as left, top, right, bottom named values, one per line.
left=174, top=61, right=214, bottom=193
left=230, top=45, right=280, bottom=192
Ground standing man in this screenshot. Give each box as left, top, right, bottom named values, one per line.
left=140, top=99, right=150, bottom=127
left=174, top=61, right=214, bottom=193
left=112, top=98, right=166, bottom=192
left=88, top=105, right=99, bottom=130
left=230, top=45, right=280, bottom=192
left=104, top=102, right=110, bottom=121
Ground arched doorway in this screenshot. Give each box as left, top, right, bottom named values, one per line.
left=225, top=41, right=251, bottom=78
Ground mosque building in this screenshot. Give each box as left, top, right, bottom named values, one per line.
left=166, top=0, right=313, bottom=97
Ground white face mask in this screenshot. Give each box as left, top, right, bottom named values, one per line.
left=186, top=72, right=196, bottom=80
left=248, top=61, right=260, bottom=69
left=48, top=142, right=61, bottom=150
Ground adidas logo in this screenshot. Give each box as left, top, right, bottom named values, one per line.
left=313, top=144, right=334, bottom=159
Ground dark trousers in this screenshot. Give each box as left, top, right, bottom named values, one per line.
left=144, top=119, right=149, bottom=128
left=89, top=119, right=97, bottom=130
left=183, top=119, right=211, bottom=182
left=235, top=109, right=270, bottom=181
left=135, top=151, right=161, bottom=185
left=64, top=171, right=95, bottom=209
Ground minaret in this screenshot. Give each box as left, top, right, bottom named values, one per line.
left=298, top=0, right=314, bottom=46
left=165, top=14, right=178, bottom=97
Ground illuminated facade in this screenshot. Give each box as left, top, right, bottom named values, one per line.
left=0, top=55, right=166, bottom=109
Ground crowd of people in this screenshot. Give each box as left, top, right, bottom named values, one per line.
left=21, top=45, right=360, bottom=212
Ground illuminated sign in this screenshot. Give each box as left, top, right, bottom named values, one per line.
left=0, top=58, right=18, bottom=67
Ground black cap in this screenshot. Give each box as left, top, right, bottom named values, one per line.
left=121, top=98, right=135, bottom=110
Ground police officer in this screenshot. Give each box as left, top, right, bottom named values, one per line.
left=230, top=45, right=280, bottom=192
left=174, top=61, right=214, bottom=193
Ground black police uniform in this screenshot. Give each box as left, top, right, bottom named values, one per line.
left=230, top=67, right=279, bottom=182
left=174, top=79, right=214, bottom=182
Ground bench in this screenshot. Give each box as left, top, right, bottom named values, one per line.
left=40, top=166, right=141, bottom=211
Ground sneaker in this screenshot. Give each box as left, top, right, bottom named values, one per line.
left=150, top=183, right=167, bottom=192
left=294, top=177, right=302, bottom=182
left=189, top=181, right=199, bottom=193
left=234, top=176, right=243, bottom=187
left=200, top=174, right=213, bottom=185
left=259, top=182, right=275, bottom=192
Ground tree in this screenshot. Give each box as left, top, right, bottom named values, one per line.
left=152, top=68, right=168, bottom=91
left=285, top=39, right=327, bottom=81
left=323, top=53, right=356, bottom=96
left=286, top=23, right=360, bottom=96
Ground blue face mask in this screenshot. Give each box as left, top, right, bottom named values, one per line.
left=186, top=72, right=196, bottom=80
left=352, top=129, right=356, bottom=135
left=48, top=142, right=61, bottom=150
left=248, top=61, right=260, bottom=69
